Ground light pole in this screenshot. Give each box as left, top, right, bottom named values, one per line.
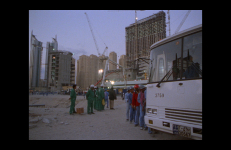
left=98, top=69, right=103, bottom=85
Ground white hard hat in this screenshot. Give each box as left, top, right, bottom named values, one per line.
left=100, top=83, right=104, bottom=87
left=90, top=84, right=94, bottom=87
left=94, top=86, right=97, bottom=88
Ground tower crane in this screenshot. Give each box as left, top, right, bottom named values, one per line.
left=166, top=10, right=171, bottom=36
left=84, top=12, right=108, bottom=57
left=174, top=10, right=191, bottom=34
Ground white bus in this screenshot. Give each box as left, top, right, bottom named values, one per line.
left=145, top=24, right=202, bottom=140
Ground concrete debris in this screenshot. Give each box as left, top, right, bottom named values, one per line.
left=42, top=118, right=50, bottom=124
left=29, top=118, right=39, bottom=123
left=29, top=124, right=37, bottom=129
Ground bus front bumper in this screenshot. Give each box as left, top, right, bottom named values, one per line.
left=144, top=115, right=202, bottom=140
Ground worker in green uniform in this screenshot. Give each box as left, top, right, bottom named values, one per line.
left=94, top=86, right=98, bottom=110
left=69, top=84, right=77, bottom=115
left=86, top=84, right=95, bottom=114
left=98, top=84, right=105, bottom=110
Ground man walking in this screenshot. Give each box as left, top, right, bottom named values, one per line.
left=109, top=86, right=116, bottom=109
left=86, top=85, right=95, bottom=114
left=69, top=84, right=77, bottom=115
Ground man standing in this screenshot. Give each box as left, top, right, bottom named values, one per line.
left=69, top=84, right=77, bottom=115
left=138, top=85, right=147, bottom=130
left=129, top=86, right=135, bottom=123
left=125, top=87, right=131, bottom=121
left=109, top=86, right=116, bottom=109
left=86, top=85, right=95, bottom=114
left=132, top=84, right=140, bottom=126
left=104, top=89, right=109, bottom=108
left=97, top=84, right=105, bottom=111
left=94, top=86, right=98, bottom=110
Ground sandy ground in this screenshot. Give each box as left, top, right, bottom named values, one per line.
left=29, top=94, right=192, bottom=140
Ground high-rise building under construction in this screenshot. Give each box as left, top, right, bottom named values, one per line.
left=44, top=36, right=75, bottom=92
left=77, top=54, right=99, bottom=90
left=125, top=11, right=166, bottom=77
left=29, top=31, right=43, bottom=89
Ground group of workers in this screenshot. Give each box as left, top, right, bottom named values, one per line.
left=69, top=83, right=117, bottom=115
left=85, top=84, right=117, bottom=114
left=69, top=83, right=152, bottom=133
left=125, top=84, right=152, bottom=133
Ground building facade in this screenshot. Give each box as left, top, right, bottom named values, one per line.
left=76, top=54, right=100, bottom=90
left=47, top=50, right=75, bottom=92
left=109, top=51, right=117, bottom=70
left=44, top=36, right=58, bottom=87
left=29, top=30, right=43, bottom=89
left=119, top=55, right=127, bottom=68
left=125, top=11, right=166, bottom=77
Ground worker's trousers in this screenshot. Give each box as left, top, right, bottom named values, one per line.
left=105, top=98, right=108, bottom=108
left=126, top=100, right=130, bottom=120
left=110, top=100, right=114, bottom=109
left=87, top=100, right=93, bottom=114
left=129, top=105, right=135, bottom=122
left=140, top=105, right=147, bottom=127
left=134, top=105, right=140, bottom=125
left=69, top=99, right=75, bottom=114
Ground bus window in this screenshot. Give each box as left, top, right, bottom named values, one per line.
left=150, top=38, right=182, bottom=82
left=182, top=32, right=202, bottom=79
left=158, top=58, right=164, bottom=81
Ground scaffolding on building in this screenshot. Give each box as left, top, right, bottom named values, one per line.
left=125, top=11, right=166, bottom=77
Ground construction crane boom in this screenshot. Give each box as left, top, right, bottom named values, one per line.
left=175, top=10, right=191, bottom=34
left=84, top=12, right=101, bottom=56
left=102, top=46, right=108, bottom=56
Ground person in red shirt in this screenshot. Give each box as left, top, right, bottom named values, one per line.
left=132, top=84, right=140, bottom=126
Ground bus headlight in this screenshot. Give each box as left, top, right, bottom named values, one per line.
left=152, top=109, right=157, bottom=115
left=147, top=108, right=152, bottom=113
left=147, top=108, right=157, bottom=115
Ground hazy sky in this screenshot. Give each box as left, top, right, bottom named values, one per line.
left=29, top=10, right=202, bottom=79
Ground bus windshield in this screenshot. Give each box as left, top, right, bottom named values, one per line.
left=149, top=31, right=202, bottom=83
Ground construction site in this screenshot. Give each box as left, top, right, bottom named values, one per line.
left=76, top=11, right=167, bottom=91
left=30, top=10, right=168, bottom=93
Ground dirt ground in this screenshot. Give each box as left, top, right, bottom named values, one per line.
left=29, top=94, right=192, bottom=140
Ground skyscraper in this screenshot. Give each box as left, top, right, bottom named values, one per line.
left=125, top=11, right=166, bottom=76
left=76, top=54, right=99, bottom=90
left=119, top=55, right=127, bottom=68
left=47, top=50, right=74, bottom=92
left=44, top=35, right=58, bottom=86
left=109, top=51, right=117, bottom=70
left=29, top=30, right=43, bottom=88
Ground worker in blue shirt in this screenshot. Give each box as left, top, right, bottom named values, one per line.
left=129, top=86, right=135, bottom=123
left=125, top=87, right=131, bottom=121
left=104, top=89, right=109, bottom=108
